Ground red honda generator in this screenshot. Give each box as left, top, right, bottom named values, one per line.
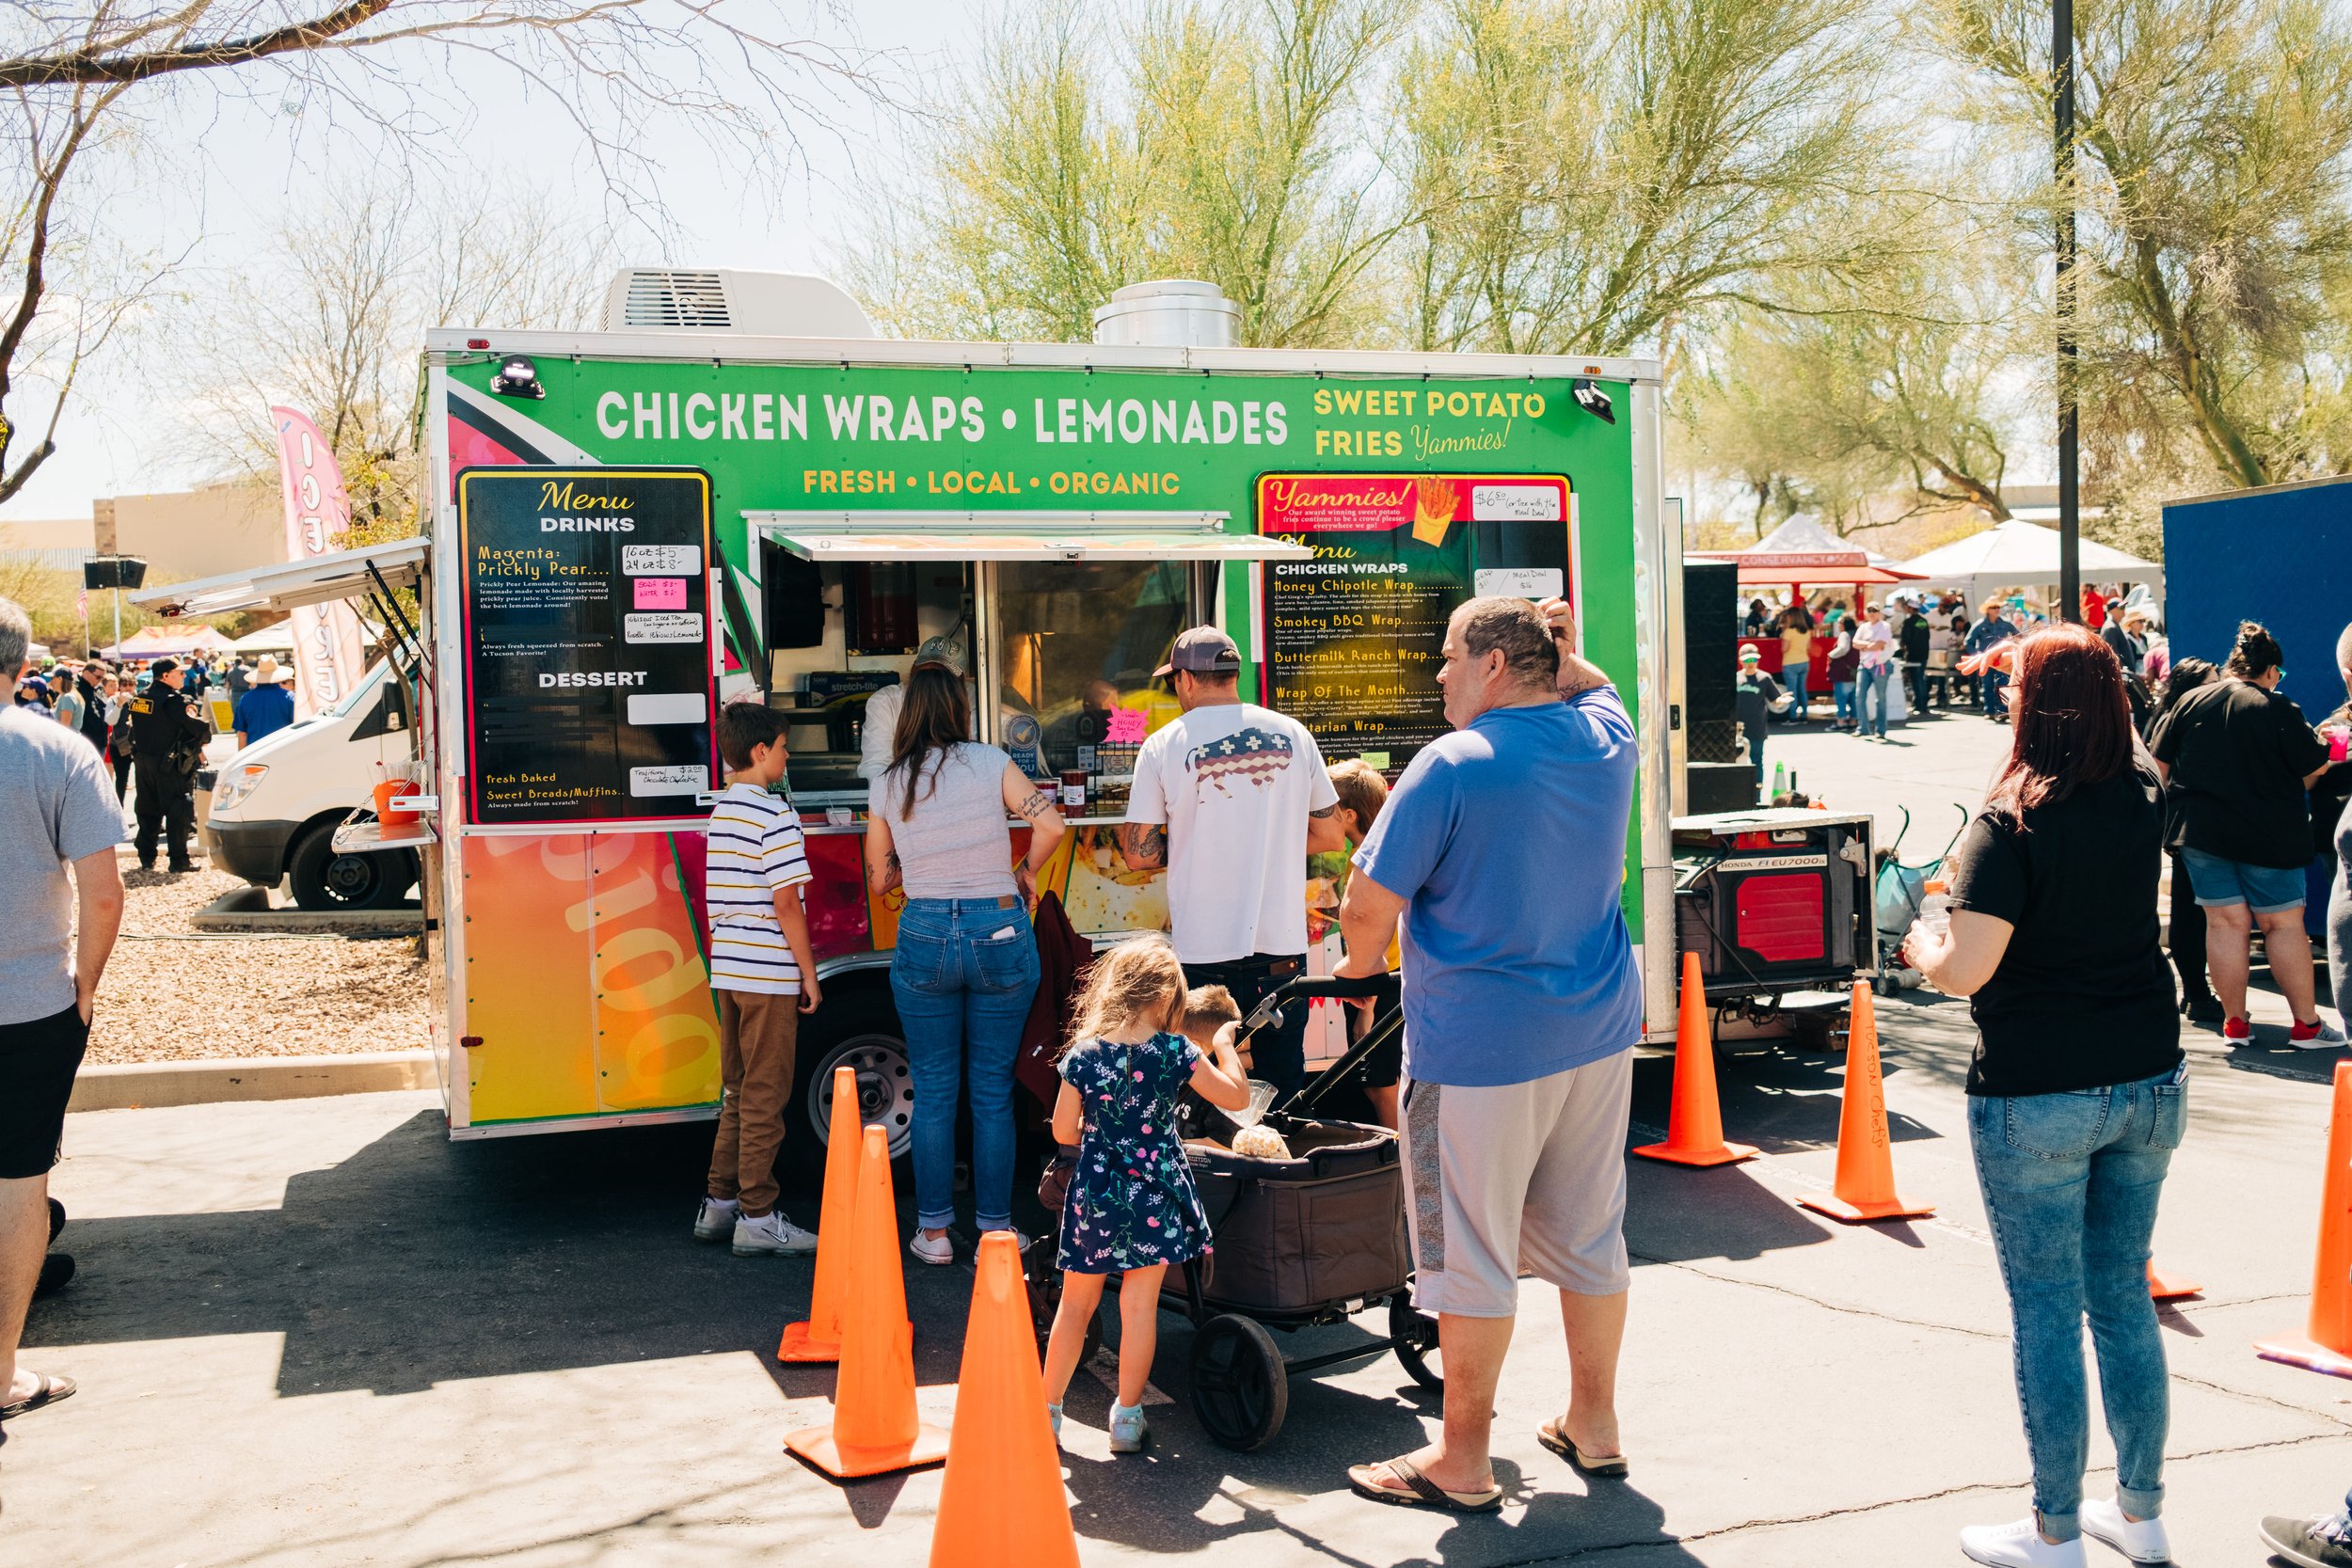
left=1671, top=809, right=1877, bottom=1052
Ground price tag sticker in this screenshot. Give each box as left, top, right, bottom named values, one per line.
left=629, top=765, right=708, bottom=799
left=1470, top=484, right=1562, bottom=521
left=1105, top=706, right=1150, bottom=744
left=1473, top=567, right=1565, bottom=601
left=634, top=577, right=688, bottom=610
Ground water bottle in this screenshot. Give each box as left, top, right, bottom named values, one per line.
left=1918, top=878, right=1951, bottom=941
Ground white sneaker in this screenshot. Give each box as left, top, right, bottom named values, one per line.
left=732, top=1211, right=818, bottom=1257
left=692, top=1196, right=739, bottom=1242
left=909, top=1229, right=955, bottom=1266
left=2291, top=1016, right=2350, bottom=1051
left=1961, top=1518, right=2087, bottom=1568
left=2081, top=1498, right=2170, bottom=1563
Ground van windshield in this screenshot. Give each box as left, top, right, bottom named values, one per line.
left=317, top=660, right=389, bottom=719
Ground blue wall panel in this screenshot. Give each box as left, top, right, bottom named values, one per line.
left=2161, top=478, right=2352, bottom=723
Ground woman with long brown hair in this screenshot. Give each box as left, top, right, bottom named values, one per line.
left=1907, top=623, right=2184, bottom=1568
left=864, top=656, right=1066, bottom=1265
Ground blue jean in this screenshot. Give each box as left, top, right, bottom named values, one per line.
left=1969, top=1067, right=2185, bottom=1541
left=890, top=897, right=1041, bottom=1233
left=1783, top=666, right=1809, bottom=719
left=1981, top=668, right=2010, bottom=714
left=1857, top=664, right=1892, bottom=736
left=1832, top=680, right=1856, bottom=725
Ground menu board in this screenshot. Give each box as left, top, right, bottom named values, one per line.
left=1257, top=473, right=1571, bottom=770
left=457, top=467, right=718, bottom=824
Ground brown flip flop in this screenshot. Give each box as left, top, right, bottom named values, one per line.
left=1347, top=1453, right=1502, bottom=1513
left=0, top=1372, right=76, bottom=1420
left=1538, top=1418, right=1628, bottom=1476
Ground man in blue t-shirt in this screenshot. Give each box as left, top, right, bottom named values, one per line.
left=232, top=658, right=296, bottom=751
left=1337, top=594, right=1640, bottom=1513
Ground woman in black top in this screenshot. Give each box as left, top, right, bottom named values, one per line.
left=1907, top=623, right=2184, bottom=1568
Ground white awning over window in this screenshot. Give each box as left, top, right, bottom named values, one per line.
left=129, top=538, right=429, bottom=618
left=744, top=509, right=1310, bottom=564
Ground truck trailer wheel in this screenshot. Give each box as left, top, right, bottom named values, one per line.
left=783, top=988, right=916, bottom=1185
left=287, top=823, right=417, bottom=911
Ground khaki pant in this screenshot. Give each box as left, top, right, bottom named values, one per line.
left=706, top=989, right=800, bottom=1216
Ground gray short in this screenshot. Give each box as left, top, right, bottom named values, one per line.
left=1400, top=1049, right=1634, bottom=1317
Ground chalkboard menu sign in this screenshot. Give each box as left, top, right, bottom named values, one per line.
left=1257, top=473, right=1571, bottom=770
left=457, top=467, right=718, bottom=825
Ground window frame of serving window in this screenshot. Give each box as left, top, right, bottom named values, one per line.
left=742, top=510, right=1312, bottom=826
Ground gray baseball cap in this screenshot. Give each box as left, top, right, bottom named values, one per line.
left=1153, top=626, right=1241, bottom=678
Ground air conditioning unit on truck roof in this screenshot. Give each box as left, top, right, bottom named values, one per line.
left=599, top=268, right=878, bottom=338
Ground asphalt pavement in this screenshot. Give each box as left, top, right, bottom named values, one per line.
left=11, top=707, right=2352, bottom=1566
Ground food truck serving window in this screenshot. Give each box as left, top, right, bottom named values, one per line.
left=993, top=561, right=1194, bottom=777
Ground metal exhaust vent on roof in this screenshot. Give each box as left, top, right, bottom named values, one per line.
left=615, top=269, right=732, bottom=328
left=599, top=269, right=878, bottom=338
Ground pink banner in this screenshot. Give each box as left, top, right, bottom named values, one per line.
left=270, top=405, right=370, bottom=717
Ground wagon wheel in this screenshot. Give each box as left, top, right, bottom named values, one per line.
left=1190, top=1313, right=1289, bottom=1451
left=1389, top=1294, right=1444, bottom=1391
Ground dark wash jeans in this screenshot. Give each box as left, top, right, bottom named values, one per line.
left=890, top=896, right=1041, bottom=1234
left=1968, top=1066, right=2185, bottom=1541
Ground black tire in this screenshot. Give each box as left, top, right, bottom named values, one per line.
left=287, top=823, right=416, bottom=911
left=1190, top=1313, right=1289, bottom=1450
left=781, top=986, right=915, bottom=1185
left=1389, top=1293, right=1443, bottom=1391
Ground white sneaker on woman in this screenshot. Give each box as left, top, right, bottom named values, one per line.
left=909, top=1229, right=955, bottom=1266
left=2081, top=1498, right=2170, bottom=1563
left=1961, top=1518, right=2087, bottom=1568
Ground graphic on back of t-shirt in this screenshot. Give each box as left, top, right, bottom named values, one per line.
left=1184, top=726, right=1295, bottom=797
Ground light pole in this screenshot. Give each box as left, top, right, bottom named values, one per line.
left=2055, top=0, right=2081, bottom=621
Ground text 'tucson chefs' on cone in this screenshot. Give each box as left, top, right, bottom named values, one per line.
left=784, top=1126, right=948, bottom=1478
left=2256, top=1060, right=2352, bottom=1378
left=779, top=1066, right=862, bottom=1364
left=1799, top=982, right=1934, bottom=1224
left=1632, top=952, right=1758, bottom=1167
left=928, top=1231, right=1079, bottom=1568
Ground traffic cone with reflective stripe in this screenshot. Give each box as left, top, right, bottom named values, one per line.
left=1633, top=953, right=1757, bottom=1167
left=928, top=1232, right=1078, bottom=1568
left=2148, top=1261, right=2202, bottom=1301
left=785, top=1126, right=948, bottom=1477
left=2256, top=1061, right=2352, bottom=1377
left=1799, top=983, right=1934, bottom=1223
left=779, top=1066, right=860, bottom=1364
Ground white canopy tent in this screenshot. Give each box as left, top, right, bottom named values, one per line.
left=1898, top=519, right=2163, bottom=609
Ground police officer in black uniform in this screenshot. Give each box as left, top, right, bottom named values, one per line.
left=127, top=656, right=209, bottom=872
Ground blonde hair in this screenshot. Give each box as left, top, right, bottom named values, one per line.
left=1065, top=935, right=1186, bottom=1054
left=1327, top=758, right=1388, bottom=833
left=1181, top=984, right=1240, bottom=1039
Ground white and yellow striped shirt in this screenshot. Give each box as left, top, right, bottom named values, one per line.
left=705, top=782, right=813, bottom=994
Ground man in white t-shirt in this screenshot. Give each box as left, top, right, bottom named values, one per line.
left=1120, top=626, right=1346, bottom=1096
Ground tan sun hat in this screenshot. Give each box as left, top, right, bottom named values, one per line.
left=252, top=656, right=280, bottom=682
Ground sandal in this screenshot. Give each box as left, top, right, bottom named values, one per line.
left=1537, top=1418, right=1628, bottom=1476
left=1346, top=1453, right=1502, bottom=1513
left=0, top=1372, right=76, bottom=1420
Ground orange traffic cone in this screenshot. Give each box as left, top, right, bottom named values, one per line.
left=2256, top=1060, right=2352, bottom=1377
left=1798, top=983, right=1934, bottom=1223
left=1632, top=952, right=1757, bottom=1167
left=2147, top=1261, right=2202, bottom=1301
left=928, top=1232, right=1078, bottom=1568
left=785, top=1126, right=949, bottom=1477
left=779, top=1066, right=862, bottom=1364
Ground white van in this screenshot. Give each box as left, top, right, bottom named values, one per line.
left=204, top=656, right=422, bottom=909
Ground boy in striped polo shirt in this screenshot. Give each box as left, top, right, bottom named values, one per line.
left=694, top=701, right=824, bottom=1257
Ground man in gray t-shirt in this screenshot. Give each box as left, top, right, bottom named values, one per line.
left=0, top=595, right=125, bottom=1423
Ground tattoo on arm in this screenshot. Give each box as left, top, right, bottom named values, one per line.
left=1122, top=822, right=1168, bottom=868
left=1015, top=789, right=1057, bottom=821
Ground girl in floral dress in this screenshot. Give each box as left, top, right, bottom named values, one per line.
left=1041, top=936, right=1251, bottom=1452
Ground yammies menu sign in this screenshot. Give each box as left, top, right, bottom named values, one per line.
left=1256, top=472, right=1572, bottom=771
left=457, top=467, right=719, bottom=825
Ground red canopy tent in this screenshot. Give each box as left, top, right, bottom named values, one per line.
left=1692, top=518, right=1926, bottom=676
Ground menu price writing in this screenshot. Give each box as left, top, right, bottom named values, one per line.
left=458, top=467, right=717, bottom=824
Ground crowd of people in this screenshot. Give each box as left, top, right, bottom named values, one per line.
left=12, top=582, right=2352, bottom=1567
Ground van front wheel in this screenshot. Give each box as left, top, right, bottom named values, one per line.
left=288, top=823, right=417, bottom=911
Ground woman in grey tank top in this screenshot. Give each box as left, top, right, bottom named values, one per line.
left=865, top=660, right=1065, bottom=1264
